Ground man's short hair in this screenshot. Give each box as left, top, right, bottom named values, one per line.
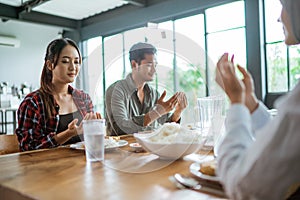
left=129, top=42, right=157, bottom=64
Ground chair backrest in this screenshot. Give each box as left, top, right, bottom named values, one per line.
left=0, top=134, right=20, bottom=155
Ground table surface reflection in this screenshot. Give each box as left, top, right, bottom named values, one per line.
left=0, top=136, right=225, bottom=200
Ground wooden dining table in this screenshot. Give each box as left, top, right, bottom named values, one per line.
left=0, top=135, right=226, bottom=200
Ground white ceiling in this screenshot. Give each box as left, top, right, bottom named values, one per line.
left=0, top=0, right=129, bottom=20
left=0, top=0, right=31, bottom=6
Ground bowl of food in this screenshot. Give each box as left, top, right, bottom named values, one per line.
left=129, top=142, right=145, bottom=152
left=134, top=123, right=204, bottom=160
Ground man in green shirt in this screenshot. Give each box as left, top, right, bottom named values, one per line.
left=105, top=42, right=188, bottom=136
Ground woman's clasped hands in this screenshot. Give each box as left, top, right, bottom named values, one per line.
left=67, top=112, right=101, bottom=137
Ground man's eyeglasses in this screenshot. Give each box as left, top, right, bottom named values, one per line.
left=139, top=62, right=158, bottom=68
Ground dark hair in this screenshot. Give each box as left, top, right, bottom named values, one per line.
left=129, top=42, right=157, bottom=64
left=39, top=38, right=81, bottom=119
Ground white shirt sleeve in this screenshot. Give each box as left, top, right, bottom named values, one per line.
left=251, top=101, right=271, bottom=134
left=217, top=101, right=300, bottom=199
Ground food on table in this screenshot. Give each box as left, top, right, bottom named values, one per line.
left=148, top=122, right=201, bottom=143
left=107, top=136, right=120, bottom=141
left=199, top=160, right=217, bottom=176
left=75, top=137, right=119, bottom=149
left=130, top=142, right=142, bottom=147
left=104, top=137, right=119, bottom=148
left=129, top=142, right=144, bottom=152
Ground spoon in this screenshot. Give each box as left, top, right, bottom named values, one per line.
left=174, top=173, right=227, bottom=198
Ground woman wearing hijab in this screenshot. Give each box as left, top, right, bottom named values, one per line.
left=215, top=0, right=300, bottom=199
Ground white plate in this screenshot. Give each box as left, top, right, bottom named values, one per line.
left=70, top=140, right=128, bottom=151
left=189, top=162, right=220, bottom=182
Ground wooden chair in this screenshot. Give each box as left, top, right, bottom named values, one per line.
left=0, top=134, right=20, bottom=155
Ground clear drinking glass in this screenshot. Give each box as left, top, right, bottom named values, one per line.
left=83, top=119, right=106, bottom=162
left=195, top=95, right=225, bottom=147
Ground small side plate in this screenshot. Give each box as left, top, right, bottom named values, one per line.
left=70, top=140, right=128, bottom=151
left=129, top=142, right=144, bottom=152
left=189, top=162, right=220, bottom=182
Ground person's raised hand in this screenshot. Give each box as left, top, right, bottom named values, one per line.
left=215, top=53, right=245, bottom=104
left=236, top=65, right=259, bottom=113
left=155, top=90, right=179, bottom=116
left=175, top=92, right=188, bottom=112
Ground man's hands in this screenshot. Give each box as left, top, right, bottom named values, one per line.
left=144, top=90, right=187, bottom=126
left=155, top=90, right=179, bottom=116
left=155, top=90, right=187, bottom=116
left=175, top=92, right=188, bottom=112
left=172, top=92, right=188, bottom=122
left=154, top=90, right=188, bottom=123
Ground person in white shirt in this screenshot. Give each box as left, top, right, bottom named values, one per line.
left=215, top=0, right=300, bottom=199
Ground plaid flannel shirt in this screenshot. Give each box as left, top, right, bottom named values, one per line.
left=15, top=85, right=94, bottom=151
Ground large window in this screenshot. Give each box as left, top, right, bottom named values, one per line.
left=174, top=14, right=206, bottom=123
left=84, top=0, right=247, bottom=124
left=83, top=36, right=104, bottom=114
left=104, top=34, right=125, bottom=89
left=264, top=0, right=300, bottom=93
left=206, top=1, right=246, bottom=96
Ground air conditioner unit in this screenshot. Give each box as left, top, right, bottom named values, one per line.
left=0, top=35, right=20, bottom=48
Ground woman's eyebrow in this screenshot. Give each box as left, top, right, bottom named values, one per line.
left=61, top=56, right=79, bottom=59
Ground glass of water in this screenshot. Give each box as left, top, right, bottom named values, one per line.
left=83, top=119, right=106, bottom=162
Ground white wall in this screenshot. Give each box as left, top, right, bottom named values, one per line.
left=0, top=19, right=63, bottom=90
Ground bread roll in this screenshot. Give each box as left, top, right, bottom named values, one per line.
left=199, top=160, right=217, bottom=176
